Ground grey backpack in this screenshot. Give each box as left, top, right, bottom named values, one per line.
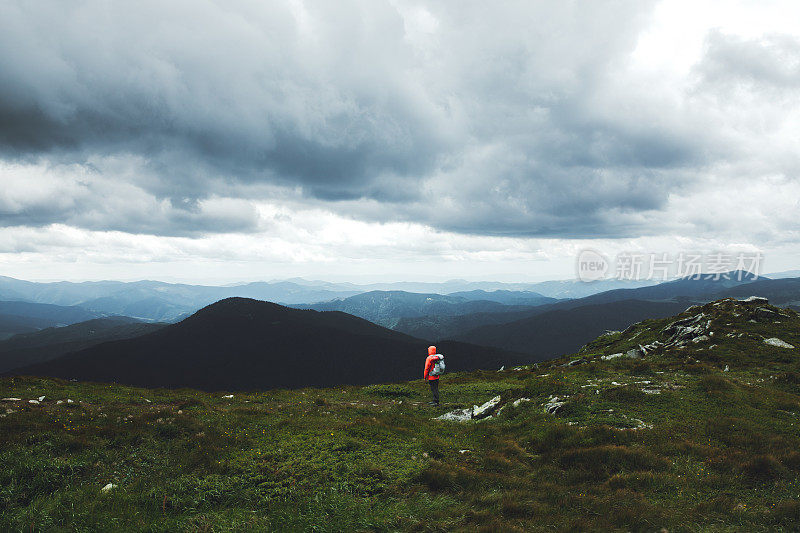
left=430, top=355, right=446, bottom=376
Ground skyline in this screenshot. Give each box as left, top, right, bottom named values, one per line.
left=2, top=1, right=799, bottom=282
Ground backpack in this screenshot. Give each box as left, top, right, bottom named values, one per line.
left=430, top=355, right=446, bottom=376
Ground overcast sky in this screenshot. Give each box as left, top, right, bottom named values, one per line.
left=1, top=0, right=799, bottom=283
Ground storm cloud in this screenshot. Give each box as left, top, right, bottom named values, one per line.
left=0, top=0, right=798, bottom=244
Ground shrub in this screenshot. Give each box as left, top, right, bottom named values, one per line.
left=601, top=386, right=646, bottom=404
left=557, top=445, right=669, bottom=478
left=699, top=374, right=732, bottom=393
left=772, top=500, right=800, bottom=523
left=740, top=455, right=787, bottom=481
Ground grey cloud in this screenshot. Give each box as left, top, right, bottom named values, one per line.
left=698, top=30, right=800, bottom=90
left=0, top=0, right=761, bottom=238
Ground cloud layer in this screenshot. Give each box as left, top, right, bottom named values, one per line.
left=0, top=0, right=799, bottom=278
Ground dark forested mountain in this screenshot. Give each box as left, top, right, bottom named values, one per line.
left=0, top=301, right=103, bottom=340
left=0, top=317, right=166, bottom=373
left=710, top=276, right=800, bottom=308
left=294, top=291, right=540, bottom=328
left=0, top=314, right=58, bottom=341
left=0, top=301, right=100, bottom=324
left=450, top=299, right=692, bottom=358
left=11, top=298, right=528, bottom=391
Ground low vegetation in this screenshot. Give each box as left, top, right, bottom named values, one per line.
left=1, top=298, right=799, bottom=531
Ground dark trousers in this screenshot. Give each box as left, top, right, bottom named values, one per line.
left=429, top=379, right=439, bottom=404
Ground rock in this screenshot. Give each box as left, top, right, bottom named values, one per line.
left=764, top=338, right=795, bottom=349
left=459, top=449, right=470, bottom=454
left=563, top=358, right=587, bottom=367
left=755, top=307, right=781, bottom=321
left=28, top=400, right=39, bottom=405
left=601, top=353, right=623, bottom=360
left=512, top=397, right=532, bottom=407
left=222, top=394, right=234, bottom=399
left=56, top=400, right=64, bottom=405
left=663, top=313, right=709, bottom=346
left=436, top=395, right=504, bottom=422
left=543, top=396, right=567, bottom=415
left=435, top=408, right=473, bottom=422
left=1, top=398, right=21, bottom=402
left=473, top=395, right=502, bottom=419
left=497, top=366, right=505, bottom=371
left=38, top=396, right=45, bottom=402
left=691, top=335, right=710, bottom=343
left=741, top=296, right=768, bottom=304
left=625, top=348, right=643, bottom=359
left=67, top=399, right=74, bottom=404
left=100, top=483, right=117, bottom=493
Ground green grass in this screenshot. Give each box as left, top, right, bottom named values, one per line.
left=2, top=299, right=800, bottom=531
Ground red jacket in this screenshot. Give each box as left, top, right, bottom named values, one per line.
left=424, top=354, right=440, bottom=381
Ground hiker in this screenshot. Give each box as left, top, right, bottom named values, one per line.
left=423, top=345, right=445, bottom=406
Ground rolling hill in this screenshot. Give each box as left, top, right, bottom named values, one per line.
left=0, top=317, right=167, bottom=373
left=11, top=298, right=528, bottom=391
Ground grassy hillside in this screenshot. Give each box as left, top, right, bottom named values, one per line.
left=1, top=298, right=800, bottom=531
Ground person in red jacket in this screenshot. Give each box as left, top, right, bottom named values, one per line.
left=423, top=345, right=441, bottom=406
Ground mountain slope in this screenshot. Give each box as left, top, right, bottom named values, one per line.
left=12, top=298, right=527, bottom=390
left=0, top=301, right=103, bottom=340
left=451, top=299, right=691, bottom=357
left=0, top=317, right=167, bottom=373
left=0, top=301, right=100, bottom=324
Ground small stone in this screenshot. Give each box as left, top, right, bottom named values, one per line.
left=1, top=398, right=21, bottom=402
left=38, top=396, right=45, bottom=402
left=741, top=296, right=768, bottom=304
left=222, top=394, right=234, bottom=399
left=28, top=399, right=39, bottom=405
left=100, top=483, right=117, bottom=493
left=56, top=400, right=63, bottom=405
left=66, top=399, right=74, bottom=404
left=764, top=338, right=794, bottom=349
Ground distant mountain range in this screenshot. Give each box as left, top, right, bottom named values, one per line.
left=3, top=271, right=798, bottom=389
left=10, top=298, right=529, bottom=391
left=0, top=275, right=665, bottom=322
left=293, top=290, right=555, bottom=328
